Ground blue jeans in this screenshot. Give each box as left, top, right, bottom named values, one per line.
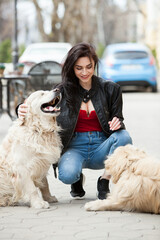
left=58, top=130, right=132, bottom=184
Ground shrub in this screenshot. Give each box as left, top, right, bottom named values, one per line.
left=0, top=39, right=12, bottom=63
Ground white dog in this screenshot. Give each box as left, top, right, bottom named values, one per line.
left=85, top=144, right=160, bottom=214
left=0, top=89, right=62, bottom=208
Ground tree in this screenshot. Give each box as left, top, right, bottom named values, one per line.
left=0, top=0, right=13, bottom=42
left=31, top=0, right=98, bottom=45
left=31, top=0, right=130, bottom=48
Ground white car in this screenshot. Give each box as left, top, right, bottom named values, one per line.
left=19, top=42, right=72, bottom=73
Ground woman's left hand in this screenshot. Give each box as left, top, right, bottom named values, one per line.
left=108, top=117, right=121, bottom=131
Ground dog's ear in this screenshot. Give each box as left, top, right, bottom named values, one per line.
left=125, top=145, right=146, bottom=163
left=106, top=145, right=147, bottom=183
left=105, top=146, right=131, bottom=184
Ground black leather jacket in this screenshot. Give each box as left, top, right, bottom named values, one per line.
left=57, top=75, right=125, bottom=153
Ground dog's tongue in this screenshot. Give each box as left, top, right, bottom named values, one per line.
left=45, top=106, right=54, bottom=111
left=43, top=106, right=60, bottom=112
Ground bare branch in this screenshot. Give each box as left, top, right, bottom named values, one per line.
left=132, top=0, right=147, bottom=18
left=32, top=0, right=48, bottom=41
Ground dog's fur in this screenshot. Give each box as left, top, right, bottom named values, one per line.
left=0, top=90, right=62, bottom=208
left=85, top=144, right=160, bottom=214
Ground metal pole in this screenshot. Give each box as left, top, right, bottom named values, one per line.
left=12, top=0, right=19, bottom=70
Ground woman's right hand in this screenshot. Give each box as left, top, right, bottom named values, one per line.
left=18, top=103, right=28, bottom=119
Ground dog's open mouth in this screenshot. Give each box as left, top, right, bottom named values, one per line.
left=41, top=95, right=61, bottom=114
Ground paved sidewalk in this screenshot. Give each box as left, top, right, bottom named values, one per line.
left=0, top=92, right=160, bottom=240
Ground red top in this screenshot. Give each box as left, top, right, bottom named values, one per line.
left=74, top=110, right=102, bottom=132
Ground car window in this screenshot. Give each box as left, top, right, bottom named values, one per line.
left=26, top=48, right=68, bottom=56
left=113, top=51, right=148, bottom=59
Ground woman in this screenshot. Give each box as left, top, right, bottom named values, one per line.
left=18, top=42, right=132, bottom=200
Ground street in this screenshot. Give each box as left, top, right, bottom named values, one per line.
left=123, top=91, right=160, bottom=158
left=1, top=0, right=160, bottom=238
left=0, top=91, right=160, bottom=240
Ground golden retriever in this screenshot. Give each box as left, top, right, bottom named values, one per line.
left=0, top=89, right=62, bottom=208
left=85, top=144, right=160, bottom=214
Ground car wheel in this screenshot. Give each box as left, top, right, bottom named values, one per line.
left=151, top=85, right=158, bottom=92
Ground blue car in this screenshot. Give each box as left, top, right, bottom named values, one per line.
left=99, top=43, right=158, bottom=92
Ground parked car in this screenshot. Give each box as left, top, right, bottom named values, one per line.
left=19, top=42, right=72, bottom=73
left=99, top=43, right=158, bottom=92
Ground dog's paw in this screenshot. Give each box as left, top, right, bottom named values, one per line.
left=31, top=200, right=50, bottom=209
left=84, top=200, right=102, bottom=211
left=44, top=195, right=58, bottom=203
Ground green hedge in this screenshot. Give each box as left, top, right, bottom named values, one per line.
left=0, top=39, right=26, bottom=63
left=0, top=39, right=12, bottom=63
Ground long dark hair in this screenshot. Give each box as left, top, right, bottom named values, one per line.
left=58, top=42, right=99, bottom=107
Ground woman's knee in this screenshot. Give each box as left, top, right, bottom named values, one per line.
left=58, top=151, right=83, bottom=184
left=111, top=130, right=132, bottom=146
left=58, top=166, right=81, bottom=184
left=107, top=130, right=132, bottom=156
